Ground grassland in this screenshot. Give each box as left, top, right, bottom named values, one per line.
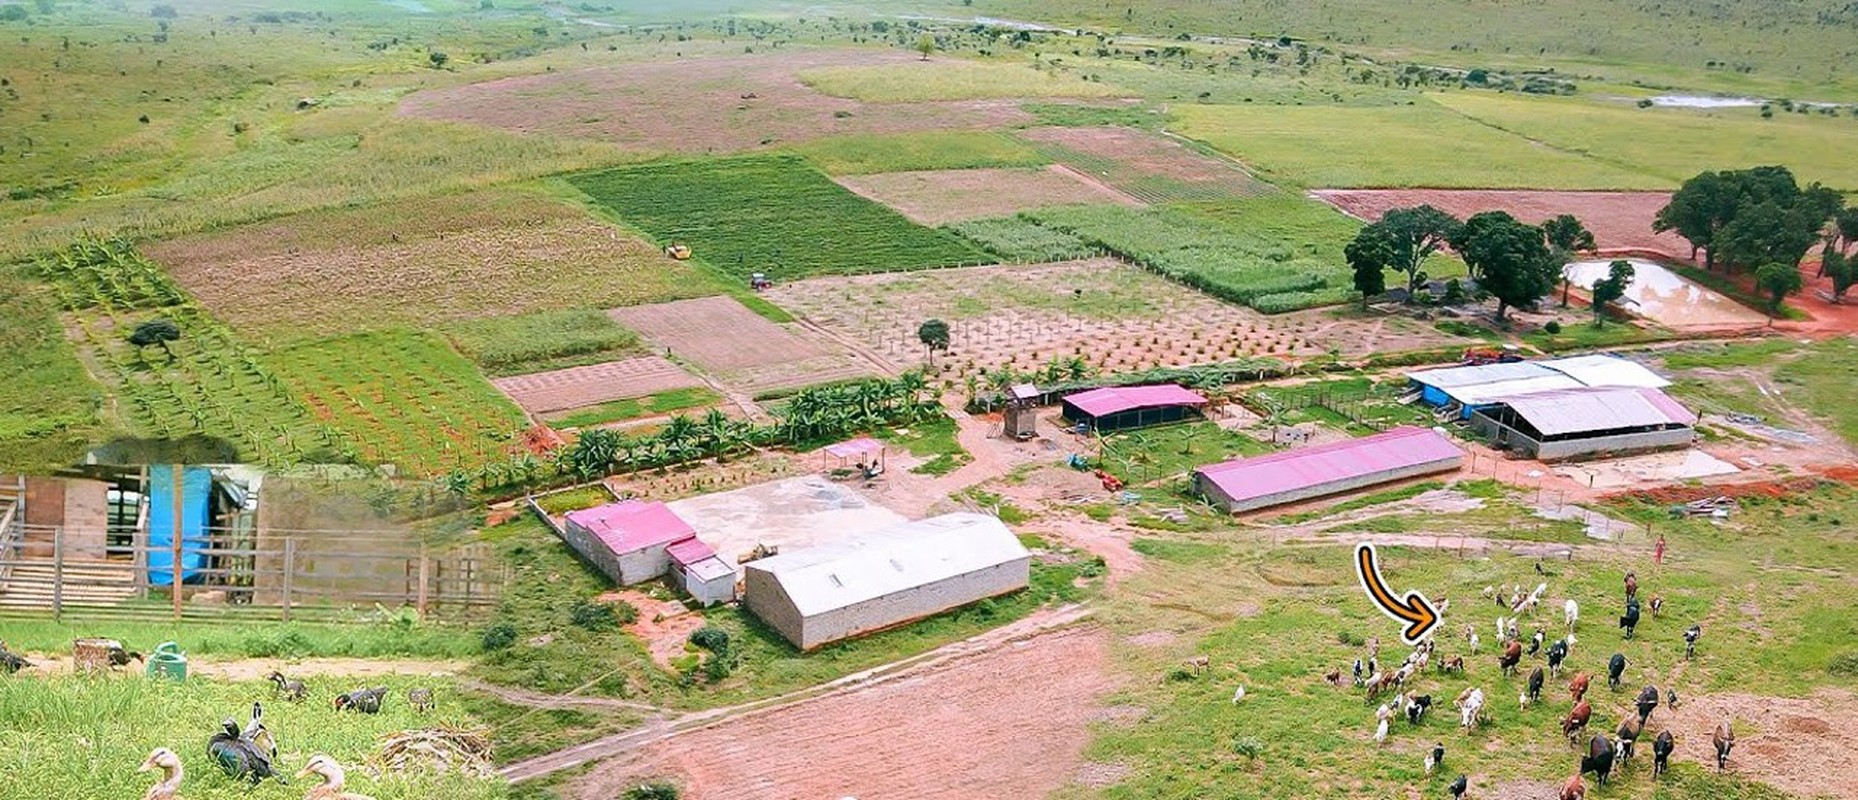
left=797, top=59, right=1125, bottom=102
left=569, top=155, right=991, bottom=280
left=0, top=616, right=479, bottom=660
left=543, top=387, right=724, bottom=429
left=445, top=310, right=647, bottom=378
left=1099, top=421, right=1275, bottom=486
left=788, top=130, right=1048, bottom=175
left=1774, top=337, right=1858, bottom=447
left=1175, top=100, right=1667, bottom=189
left=265, top=331, right=527, bottom=475
left=1434, top=92, right=1858, bottom=190
left=0, top=267, right=108, bottom=471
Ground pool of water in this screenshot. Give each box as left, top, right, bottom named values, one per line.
left=1563, top=258, right=1767, bottom=327
left=1646, top=95, right=1763, bottom=108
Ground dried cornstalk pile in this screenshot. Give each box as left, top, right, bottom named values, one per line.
left=373, top=727, right=494, bottom=777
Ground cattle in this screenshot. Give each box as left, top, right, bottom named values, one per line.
left=1619, top=598, right=1641, bottom=639
left=1568, top=672, right=1591, bottom=703
left=1648, top=595, right=1664, bottom=617
left=1624, top=571, right=1638, bottom=600
left=1439, top=655, right=1465, bottom=674
left=1563, top=699, right=1592, bottom=743
left=1499, top=640, right=1522, bottom=676
left=1559, top=772, right=1585, bottom=800
left=1653, top=730, right=1675, bottom=777
left=1547, top=637, right=1572, bottom=678
left=1607, top=653, right=1626, bottom=691
left=1581, top=734, right=1616, bottom=787
left=1448, top=774, right=1467, bottom=800
left=1527, top=666, right=1546, bottom=705
left=1459, top=688, right=1485, bottom=729
left=1616, top=715, right=1643, bottom=762
left=1713, top=717, right=1735, bottom=771
left=1635, top=685, right=1660, bottom=723
left=1528, top=628, right=1544, bottom=656
left=1406, top=694, right=1433, bottom=725
left=1426, top=742, right=1444, bottom=775
left=1685, top=624, right=1702, bottom=660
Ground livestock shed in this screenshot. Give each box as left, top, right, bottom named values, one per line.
left=1406, top=355, right=1670, bottom=418
left=1192, top=426, right=1464, bottom=513
left=1468, top=387, right=1696, bottom=461
left=1061, top=384, right=1208, bottom=431
left=742, top=513, right=1031, bottom=650
left=560, top=500, right=737, bottom=605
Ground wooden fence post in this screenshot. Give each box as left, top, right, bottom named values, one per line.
left=51, top=525, right=64, bottom=622
left=280, top=537, right=295, bottom=623
left=416, top=544, right=430, bottom=617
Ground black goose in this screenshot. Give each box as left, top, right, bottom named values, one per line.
left=334, top=686, right=389, bottom=714
left=0, top=641, right=31, bottom=674
left=268, top=671, right=308, bottom=702
left=207, top=718, right=284, bottom=786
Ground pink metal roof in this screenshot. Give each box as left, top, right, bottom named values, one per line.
left=1063, top=384, right=1208, bottom=418
left=666, top=536, right=717, bottom=567
left=564, top=500, right=696, bottom=555
left=823, top=437, right=884, bottom=459
left=1196, top=426, right=1463, bottom=504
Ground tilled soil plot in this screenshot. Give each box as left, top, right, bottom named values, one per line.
left=835, top=164, right=1140, bottom=226
left=398, top=50, right=1031, bottom=154
left=564, top=625, right=1115, bottom=800
left=608, top=296, right=875, bottom=395
left=491, top=356, right=703, bottom=415
left=1313, top=189, right=1683, bottom=258
left=1022, top=125, right=1274, bottom=203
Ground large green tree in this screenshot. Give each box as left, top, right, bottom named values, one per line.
left=1452, top=211, right=1559, bottom=322
left=1542, top=213, right=1595, bottom=307
left=1754, top=262, right=1804, bottom=316
left=1654, top=166, right=1841, bottom=272
left=1821, top=247, right=1854, bottom=303
left=1354, top=205, right=1459, bottom=301
left=1344, top=224, right=1393, bottom=308
left=917, top=318, right=950, bottom=366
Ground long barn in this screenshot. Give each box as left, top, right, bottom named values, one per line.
left=1192, top=426, right=1464, bottom=513
left=742, top=513, right=1030, bottom=650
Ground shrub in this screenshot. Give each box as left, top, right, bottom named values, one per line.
left=1544, top=320, right=1562, bottom=334
left=1830, top=652, right=1858, bottom=677
left=480, top=622, right=519, bottom=651
left=1232, top=737, right=1264, bottom=758
left=623, top=782, right=680, bottom=800
left=569, top=601, right=620, bottom=632
left=688, top=626, right=731, bottom=654
left=1337, top=630, right=1365, bottom=647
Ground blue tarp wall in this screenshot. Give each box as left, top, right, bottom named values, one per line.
left=146, top=465, right=211, bottom=585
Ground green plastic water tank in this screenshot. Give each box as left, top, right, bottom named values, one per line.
left=144, top=641, right=187, bottom=682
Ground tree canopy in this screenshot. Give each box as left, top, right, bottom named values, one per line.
left=917, top=318, right=950, bottom=365
left=1345, top=225, right=1392, bottom=307
left=1451, top=211, right=1558, bottom=322
left=1823, top=247, right=1855, bottom=303
left=1589, top=259, right=1635, bottom=327
left=1754, top=263, right=1804, bottom=315
left=1654, top=166, right=1843, bottom=273
left=1346, top=205, right=1459, bottom=302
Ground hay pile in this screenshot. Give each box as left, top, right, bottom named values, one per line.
left=373, top=727, right=494, bottom=777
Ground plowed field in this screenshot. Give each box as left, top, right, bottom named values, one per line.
left=835, top=165, right=1139, bottom=226
left=491, top=357, right=703, bottom=416
left=608, top=296, right=875, bottom=395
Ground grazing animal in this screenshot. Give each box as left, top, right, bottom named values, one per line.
left=1636, top=685, right=1660, bottom=723
left=1469, top=632, right=1480, bottom=655
left=1712, top=718, right=1735, bottom=771
left=1374, top=717, right=1389, bottom=744
left=1581, top=734, right=1616, bottom=787
left=241, top=702, right=278, bottom=763
left=1564, top=599, right=1579, bottom=633
left=1428, top=742, right=1444, bottom=775
left=1519, top=689, right=1529, bottom=710
left=1507, top=618, right=1520, bottom=642
left=268, top=671, right=308, bottom=702
left=1667, top=688, right=1680, bottom=709
left=1459, top=688, right=1485, bottom=729
left=1440, top=655, right=1465, bottom=674
left=1183, top=656, right=1211, bottom=675
left=1231, top=685, right=1246, bottom=704
left=1684, top=625, right=1702, bottom=660
left=1406, top=694, right=1432, bottom=724
left=207, top=719, right=284, bottom=786
left=1563, top=700, right=1592, bottom=742
left=1619, top=598, right=1641, bottom=639
left=409, top=687, right=435, bottom=713
left=1559, top=772, right=1585, bottom=800
left=1607, top=653, right=1626, bottom=691
left=1324, top=668, right=1342, bottom=686
left=1652, top=731, right=1674, bottom=777
left=296, top=754, right=377, bottom=800
left=1499, top=640, right=1522, bottom=676
left=1353, top=658, right=1364, bottom=686
left=1528, top=629, right=1544, bottom=656
left=1365, top=671, right=1393, bottom=700
left=1568, top=672, right=1591, bottom=703
left=1648, top=595, right=1664, bottom=617
left=1617, top=715, right=1643, bottom=761
left=1527, top=666, right=1545, bottom=705
left=138, top=747, right=184, bottom=800
left=333, top=687, right=388, bottom=714
left=1448, top=774, right=1467, bottom=800
left=1547, top=638, right=1570, bottom=678
left=1623, top=572, right=1637, bottom=600
left=0, top=641, right=33, bottom=674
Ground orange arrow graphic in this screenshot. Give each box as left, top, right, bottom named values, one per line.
left=1355, top=543, right=1439, bottom=645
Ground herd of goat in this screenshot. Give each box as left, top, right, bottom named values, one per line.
left=1266, top=568, right=1731, bottom=799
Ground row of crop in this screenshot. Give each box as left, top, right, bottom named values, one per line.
left=568, top=155, right=989, bottom=280
left=1250, top=286, right=1361, bottom=314
left=35, top=239, right=186, bottom=312
left=945, top=217, right=1101, bottom=263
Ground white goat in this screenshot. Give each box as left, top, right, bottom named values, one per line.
left=1564, top=599, right=1580, bottom=633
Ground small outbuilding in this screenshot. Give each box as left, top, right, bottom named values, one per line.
left=1192, top=426, right=1464, bottom=513
left=1061, top=384, right=1207, bottom=432
left=742, top=513, right=1031, bottom=650
left=560, top=500, right=738, bottom=605
left=1468, top=387, right=1695, bottom=461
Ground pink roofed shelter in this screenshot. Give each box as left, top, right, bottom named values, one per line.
left=1192, top=426, right=1464, bottom=513
left=1061, top=384, right=1208, bottom=431
left=560, top=499, right=737, bottom=605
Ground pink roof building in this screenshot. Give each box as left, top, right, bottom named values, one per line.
left=1061, top=384, right=1208, bottom=431
left=1193, top=426, right=1464, bottom=513
left=559, top=500, right=737, bottom=604
left=564, top=500, right=695, bottom=556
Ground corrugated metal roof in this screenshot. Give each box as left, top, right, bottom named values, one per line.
left=666, top=536, right=717, bottom=566
left=1406, top=361, right=1557, bottom=389
left=1063, top=384, right=1207, bottom=418
left=564, top=500, right=696, bottom=555
left=1496, top=387, right=1695, bottom=437
left=1538, top=354, right=1672, bottom=389
left=1445, top=374, right=1587, bottom=406
left=745, top=513, right=1029, bottom=617
left=1195, top=426, right=1463, bottom=505
left=682, top=555, right=736, bottom=583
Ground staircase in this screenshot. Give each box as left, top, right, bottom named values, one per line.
left=0, top=559, right=141, bottom=610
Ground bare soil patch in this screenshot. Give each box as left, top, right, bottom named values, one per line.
left=398, top=50, right=1031, bottom=154
left=835, top=165, right=1140, bottom=226
left=608, top=296, right=876, bottom=395
left=563, top=625, right=1115, bottom=800
left=766, top=260, right=1458, bottom=375
left=599, top=588, right=707, bottom=670
left=1021, top=126, right=1273, bottom=202
left=1662, top=689, right=1858, bottom=798
left=147, top=191, right=709, bottom=339
left=492, top=356, right=703, bottom=416
left=1313, top=189, right=1683, bottom=259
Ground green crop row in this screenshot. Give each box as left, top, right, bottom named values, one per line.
left=946, top=216, right=1101, bottom=263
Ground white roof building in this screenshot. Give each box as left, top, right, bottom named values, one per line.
left=742, top=513, right=1032, bottom=650
left=1537, top=354, right=1672, bottom=389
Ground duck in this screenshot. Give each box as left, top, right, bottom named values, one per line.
left=242, top=702, right=279, bottom=762
left=296, top=754, right=377, bottom=800
left=0, top=640, right=33, bottom=674
left=138, top=747, right=184, bottom=800
left=333, top=687, right=388, bottom=714
left=408, top=686, right=434, bottom=713
left=268, top=671, right=308, bottom=702
left=207, top=718, right=284, bottom=786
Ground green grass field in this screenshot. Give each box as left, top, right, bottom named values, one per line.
left=947, top=216, right=1101, bottom=263
left=1175, top=100, right=1667, bottom=189
left=445, top=310, right=648, bottom=378
left=568, top=155, right=991, bottom=281
left=797, top=58, right=1125, bottom=102
left=0, top=267, right=108, bottom=471
left=789, top=130, right=1049, bottom=175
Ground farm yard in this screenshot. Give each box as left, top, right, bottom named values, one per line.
left=835, top=165, right=1140, bottom=226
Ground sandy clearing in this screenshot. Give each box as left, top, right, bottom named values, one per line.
left=1659, top=688, right=1858, bottom=798
left=609, top=296, right=876, bottom=395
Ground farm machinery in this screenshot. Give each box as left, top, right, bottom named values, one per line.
left=749, top=272, right=772, bottom=291
left=664, top=242, right=692, bottom=260
left=1461, top=344, right=1523, bottom=366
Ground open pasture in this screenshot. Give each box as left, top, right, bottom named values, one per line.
left=1434, top=92, right=1858, bottom=190
left=491, top=356, right=706, bottom=417
left=797, top=57, right=1125, bottom=102
left=1020, top=125, right=1275, bottom=203
left=1175, top=100, right=1666, bottom=189
left=608, top=296, right=877, bottom=396
left=569, top=155, right=989, bottom=281
left=1314, top=188, right=1685, bottom=258
left=398, top=50, right=1033, bottom=155
left=146, top=191, right=716, bottom=341
left=265, top=331, right=526, bottom=476
left=789, top=130, right=1049, bottom=175
left=0, top=268, right=107, bottom=471
left=835, top=165, right=1140, bottom=226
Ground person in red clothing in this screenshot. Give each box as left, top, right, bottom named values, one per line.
left=1654, top=533, right=1667, bottom=565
